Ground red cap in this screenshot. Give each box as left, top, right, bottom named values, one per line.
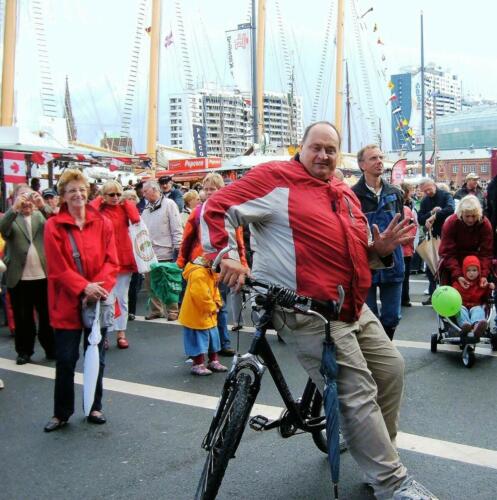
left=462, top=255, right=480, bottom=274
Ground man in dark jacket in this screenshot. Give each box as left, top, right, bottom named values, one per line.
left=417, top=178, right=455, bottom=304
left=454, top=172, right=486, bottom=211
left=159, top=175, right=184, bottom=212
left=485, top=174, right=497, bottom=253
left=352, top=145, right=405, bottom=340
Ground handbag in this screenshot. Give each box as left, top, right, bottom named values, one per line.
left=66, top=229, right=115, bottom=329
left=415, top=230, right=440, bottom=275
left=128, top=219, right=158, bottom=273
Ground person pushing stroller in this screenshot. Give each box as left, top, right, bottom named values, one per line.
left=452, top=255, right=494, bottom=339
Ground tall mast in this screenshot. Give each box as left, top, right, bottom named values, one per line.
left=345, top=61, right=351, bottom=153
left=256, top=0, right=266, bottom=143
left=250, top=0, right=258, bottom=144
left=334, top=0, right=345, bottom=133
left=1, top=0, right=17, bottom=126
left=147, top=0, right=162, bottom=168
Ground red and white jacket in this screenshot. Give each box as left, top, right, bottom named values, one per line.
left=201, top=159, right=374, bottom=322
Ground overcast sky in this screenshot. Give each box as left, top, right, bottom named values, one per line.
left=11, top=0, right=497, bottom=151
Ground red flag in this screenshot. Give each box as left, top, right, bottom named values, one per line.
left=109, top=159, right=123, bottom=172
left=31, top=151, right=59, bottom=164
left=3, top=151, right=27, bottom=183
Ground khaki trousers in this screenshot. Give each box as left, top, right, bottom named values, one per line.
left=143, top=269, right=179, bottom=319
left=273, top=304, right=407, bottom=499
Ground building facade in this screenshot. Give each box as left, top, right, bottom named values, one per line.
left=391, top=64, right=462, bottom=151
left=168, top=87, right=304, bottom=158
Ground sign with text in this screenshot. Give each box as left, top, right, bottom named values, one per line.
left=226, top=23, right=252, bottom=93
left=168, top=157, right=222, bottom=172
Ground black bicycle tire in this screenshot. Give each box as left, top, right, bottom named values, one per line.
left=195, top=372, right=254, bottom=500
left=309, top=386, right=328, bottom=454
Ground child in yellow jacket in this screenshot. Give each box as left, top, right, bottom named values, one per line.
left=179, top=256, right=228, bottom=376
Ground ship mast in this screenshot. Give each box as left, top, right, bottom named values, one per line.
left=1, top=0, right=17, bottom=126
left=256, top=0, right=266, bottom=144
left=146, top=0, right=162, bottom=168
left=334, top=0, right=345, bottom=133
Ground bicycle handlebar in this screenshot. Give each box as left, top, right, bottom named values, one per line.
left=212, top=245, right=345, bottom=320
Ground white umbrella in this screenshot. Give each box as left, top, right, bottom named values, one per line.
left=83, top=300, right=102, bottom=416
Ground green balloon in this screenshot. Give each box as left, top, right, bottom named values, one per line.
left=432, top=286, right=462, bottom=317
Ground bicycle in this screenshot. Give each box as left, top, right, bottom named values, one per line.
left=195, top=253, right=345, bottom=500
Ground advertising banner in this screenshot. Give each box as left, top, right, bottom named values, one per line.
left=226, top=23, right=252, bottom=93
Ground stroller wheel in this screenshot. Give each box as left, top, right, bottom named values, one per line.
left=430, top=333, right=438, bottom=353
left=462, top=345, right=475, bottom=368
left=491, top=333, right=497, bottom=352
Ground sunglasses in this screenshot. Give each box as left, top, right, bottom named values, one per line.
left=105, top=192, right=122, bottom=198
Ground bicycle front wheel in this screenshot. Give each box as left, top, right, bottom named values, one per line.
left=309, top=387, right=328, bottom=454
left=195, top=372, right=255, bottom=500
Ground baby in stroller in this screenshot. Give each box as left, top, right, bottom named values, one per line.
left=452, top=255, right=494, bottom=339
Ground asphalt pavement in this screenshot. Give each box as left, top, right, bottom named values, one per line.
left=0, top=276, right=496, bottom=500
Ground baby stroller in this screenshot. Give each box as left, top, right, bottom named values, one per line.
left=430, top=261, right=497, bottom=368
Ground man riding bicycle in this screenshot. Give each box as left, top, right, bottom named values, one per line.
left=200, top=121, right=438, bottom=500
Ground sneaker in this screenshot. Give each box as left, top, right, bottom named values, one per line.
left=423, top=288, right=429, bottom=295
left=421, top=297, right=432, bottom=306
left=473, top=320, right=487, bottom=338
left=191, top=364, right=212, bottom=376
left=207, top=360, right=228, bottom=372
left=167, top=313, right=179, bottom=321
left=392, top=478, right=438, bottom=500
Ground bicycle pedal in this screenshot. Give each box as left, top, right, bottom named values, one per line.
left=249, top=415, right=270, bottom=431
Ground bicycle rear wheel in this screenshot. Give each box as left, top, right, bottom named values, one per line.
left=195, top=372, right=255, bottom=500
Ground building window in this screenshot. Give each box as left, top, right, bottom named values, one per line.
left=452, top=165, right=458, bottom=174
left=463, top=165, right=469, bottom=174
left=481, top=164, right=488, bottom=173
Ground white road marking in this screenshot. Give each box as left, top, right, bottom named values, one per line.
left=1, top=357, right=497, bottom=470
left=135, top=317, right=497, bottom=357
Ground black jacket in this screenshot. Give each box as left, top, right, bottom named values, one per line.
left=417, top=188, right=455, bottom=238
left=351, top=176, right=404, bottom=217
left=485, top=176, right=497, bottom=252
left=352, top=176, right=405, bottom=284
left=454, top=183, right=486, bottom=212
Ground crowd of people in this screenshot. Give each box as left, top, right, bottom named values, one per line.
left=2, top=121, right=497, bottom=499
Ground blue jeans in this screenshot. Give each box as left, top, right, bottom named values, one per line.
left=457, top=305, right=485, bottom=326
left=218, top=283, right=230, bottom=349
left=53, top=328, right=107, bottom=421
left=366, top=282, right=402, bottom=329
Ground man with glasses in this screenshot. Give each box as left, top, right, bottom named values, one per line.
left=141, top=181, right=183, bottom=320
left=352, top=145, right=405, bottom=340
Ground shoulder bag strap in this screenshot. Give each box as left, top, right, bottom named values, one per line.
left=66, top=227, right=85, bottom=276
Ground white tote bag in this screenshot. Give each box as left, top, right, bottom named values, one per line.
left=128, top=219, right=159, bottom=273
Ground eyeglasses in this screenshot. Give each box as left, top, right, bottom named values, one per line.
left=105, top=192, right=122, bottom=198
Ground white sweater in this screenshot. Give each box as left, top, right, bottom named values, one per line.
left=141, top=196, right=183, bottom=261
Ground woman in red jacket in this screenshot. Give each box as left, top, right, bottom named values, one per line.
left=439, top=195, right=493, bottom=284
left=43, top=169, right=119, bottom=432
left=90, top=180, right=140, bottom=349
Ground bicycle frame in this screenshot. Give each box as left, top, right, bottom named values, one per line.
left=202, top=302, right=325, bottom=452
